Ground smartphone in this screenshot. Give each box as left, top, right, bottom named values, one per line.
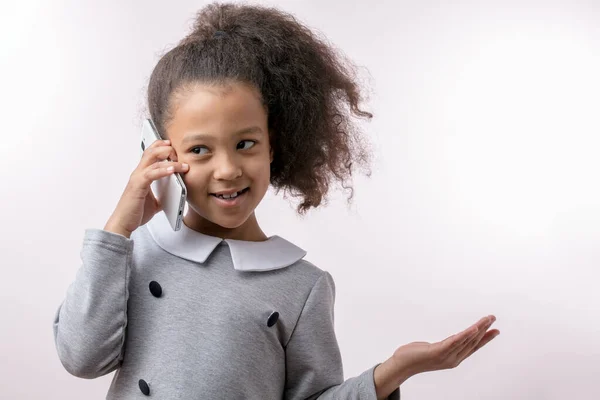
left=140, top=118, right=187, bottom=231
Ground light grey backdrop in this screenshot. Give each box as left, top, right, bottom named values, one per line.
left=1, top=0, right=598, bottom=398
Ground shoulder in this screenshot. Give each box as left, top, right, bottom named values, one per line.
left=280, top=256, right=337, bottom=296
left=290, top=258, right=331, bottom=279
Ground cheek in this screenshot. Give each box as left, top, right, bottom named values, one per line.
left=246, top=157, right=271, bottom=184
left=181, top=169, right=209, bottom=194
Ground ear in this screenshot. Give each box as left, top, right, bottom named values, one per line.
left=269, top=146, right=274, bottom=163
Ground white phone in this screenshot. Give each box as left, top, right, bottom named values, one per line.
left=140, top=118, right=187, bottom=231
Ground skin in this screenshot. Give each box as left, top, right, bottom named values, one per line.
left=163, top=82, right=501, bottom=397
left=105, top=80, right=500, bottom=397
left=374, top=315, right=500, bottom=399
left=163, top=81, right=274, bottom=241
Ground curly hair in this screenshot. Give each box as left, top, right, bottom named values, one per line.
left=146, top=1, right=373, bottom=214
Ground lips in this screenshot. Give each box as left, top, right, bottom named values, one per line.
left=210, top=187, right=250, bottom=199
left=209, top=187, right=250, bottom=208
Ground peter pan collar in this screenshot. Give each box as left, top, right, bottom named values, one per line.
left=145, top=212, right=307, bottom=272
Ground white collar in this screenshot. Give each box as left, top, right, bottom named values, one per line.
left=145, top=212, right=307, bottom=272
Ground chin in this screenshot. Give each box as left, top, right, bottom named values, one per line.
left=208, top=214, right=250, bottom=229
left=187, top=201, right=252, bottom=229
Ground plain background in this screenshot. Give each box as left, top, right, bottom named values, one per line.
left=1, top=0, right=599, bottom=398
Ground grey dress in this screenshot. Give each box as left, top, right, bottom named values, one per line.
left=53, top=212, right=401, bottom=399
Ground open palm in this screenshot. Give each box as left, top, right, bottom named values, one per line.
left=392, top=315, right=500, bottom=375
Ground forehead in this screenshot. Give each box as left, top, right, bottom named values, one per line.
left=168, top=82, right=267, bottom=135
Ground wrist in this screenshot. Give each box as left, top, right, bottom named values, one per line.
left=374, top=357, right=414, bottom=399
left=388, top=353, right=419, bottom=383
left=104, top=218, right=132, bottom=239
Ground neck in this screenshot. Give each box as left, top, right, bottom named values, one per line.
left=182, top=210, right=268, bottom=242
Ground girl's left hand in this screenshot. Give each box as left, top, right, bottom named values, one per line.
left=390, top=315, right=500, bottom=377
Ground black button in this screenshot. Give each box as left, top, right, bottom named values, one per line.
left=267, top=311, right=279, bottom=327
left=149, top=281, right=162, bottom=298
left=138, top=379, right=150, bottom=395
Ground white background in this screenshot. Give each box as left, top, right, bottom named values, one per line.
left=1, top=0, right=599, bottom=398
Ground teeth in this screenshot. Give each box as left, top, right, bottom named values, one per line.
left=218, top=190, right=242, bottom=199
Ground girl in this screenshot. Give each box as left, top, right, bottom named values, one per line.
left=53, top=2, right=499, bottom=399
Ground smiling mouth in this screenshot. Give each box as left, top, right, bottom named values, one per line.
left=210, top=187, right=250, bottom=199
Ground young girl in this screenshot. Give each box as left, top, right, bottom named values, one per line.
left=53, top=3, right=499, bottom=399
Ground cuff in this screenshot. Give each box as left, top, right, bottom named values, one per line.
left=357, top=364, right=401, bottom=400
left=83, top=228, right=134, bottom=252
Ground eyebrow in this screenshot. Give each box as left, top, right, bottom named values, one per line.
left=181, top=126, right=263, bottom=144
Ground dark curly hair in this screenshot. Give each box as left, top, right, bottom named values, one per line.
left=146, top=1, right=373, bottom=214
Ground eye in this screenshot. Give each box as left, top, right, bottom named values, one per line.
left=237, top=140, right=256, bottom=150
left=190, top=146, right=209, bottom=155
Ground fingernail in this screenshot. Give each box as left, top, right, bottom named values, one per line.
left=182, top=163, right=189, bottom=168
left=164, top=140, right=170, bottom=144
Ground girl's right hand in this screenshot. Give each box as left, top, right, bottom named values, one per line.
left=104, top=139, right=189, bottom=238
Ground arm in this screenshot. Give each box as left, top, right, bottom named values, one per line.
left=52, top=228, right=133, bottom=379
left=283, top=271, right=501, bottom=399
left=283, top=272, right=401, bottom=400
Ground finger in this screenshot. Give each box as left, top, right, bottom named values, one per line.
left=456, top=317, right=496, bottom=360
left=151, top=160, right=189, bottom=173
left=151, top=160, right=179, bottom=170
left=442, top=314, right=492, bottom=350
left=147, top=138, right=172, bottom=155
left=475, top=315, right=495, bottom=329
left=149, top=138, right=171, bottom=148
left=150, top=139, right=178, bottom=162
left=465, top=329, right=500, bottom=358
left=168, top=145, right=178, bottom=162
left=142, top=144, right=177, bottom=167
left=439, top=325, right=479, bottom=356
left=143, top=162, right=189, bottom=184
left=437, top=314, right=495, bottom=356
left=142, top=144, right=170, bottom=162
left=144, top=164, right=176, bottom=183
left=471, top=315, right=495, bottom=333
left=449, top=316, right=494, bottom=356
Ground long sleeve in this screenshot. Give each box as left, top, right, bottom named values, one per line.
left=283, top=272, right=401, bottom=400
left=52, top=228, right=133, bottom=379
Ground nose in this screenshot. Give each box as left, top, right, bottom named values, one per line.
left=212, top=152, right=242, bottom=181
